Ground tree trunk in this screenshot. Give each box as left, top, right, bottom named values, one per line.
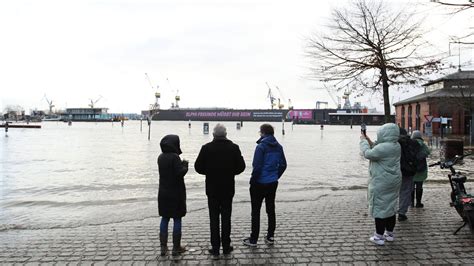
left=381, top=67, right=392, bottom=123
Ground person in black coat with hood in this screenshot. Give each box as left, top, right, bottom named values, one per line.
left=194, top=124, right=246, bottom=257
left=158, top=134, right=188, bottom=256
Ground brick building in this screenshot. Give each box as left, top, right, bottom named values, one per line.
left=393, top=70, right=474, bottom=135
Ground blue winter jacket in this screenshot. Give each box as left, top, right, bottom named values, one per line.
left=250, top=135, right=287, bottom=184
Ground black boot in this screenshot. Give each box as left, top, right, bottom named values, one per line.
left=172, top=233, right=186, bottom=256
left=411, top=190, right=415, bottom=207
left=160, top=233, right=168, bottom=256
left=416, top=188, right=424, bottom=208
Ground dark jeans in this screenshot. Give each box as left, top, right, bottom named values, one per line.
left=207, top=196, right=233, bottom=251
left=398, top=176, right=414, bottom=215
left=375, top=215, right=396, bottom=235
left=160, top=217, right=182, bottom=235
left=250, top=181, right=278, bottom=242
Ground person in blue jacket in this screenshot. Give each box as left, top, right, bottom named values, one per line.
left=243, top=124, right=287, bottom=247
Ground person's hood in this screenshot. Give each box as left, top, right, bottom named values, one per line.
left=399, top=127, right=408, bottom=136
left=411, top=130, right=423, bottom=140
left=257, top=135, right=279, bottom=147
left=376, top=123, right=399, bottom=143
left=160, top=134, right=182, bottom=154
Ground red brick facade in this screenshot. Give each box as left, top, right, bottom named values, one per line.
left=395, top=100, right=468, bottom=135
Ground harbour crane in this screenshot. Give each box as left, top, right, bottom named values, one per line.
left=275, top=86, right=293, bottom=110
left=145, top=73, right=160, bottom=110
left=43, top=95, right=55, bottom=114
left=265, top=82, right=277, bottom=109
left=89, top=96, right=103, bottom=109
left=342, top=88, right=352, bottom=109
left=322, top=85, right=341, bottom=109
left=167, top=78, right=180, bottom=109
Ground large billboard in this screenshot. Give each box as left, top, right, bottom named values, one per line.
left=287, top=110, right=313, bottom=121
left=150, top=109, right=289, bottom=121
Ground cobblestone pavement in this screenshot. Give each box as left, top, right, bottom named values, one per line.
left=1, top=185, right=474, bottom=265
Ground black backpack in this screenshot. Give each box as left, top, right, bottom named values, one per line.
left=399, top=136, right=421, bottom=177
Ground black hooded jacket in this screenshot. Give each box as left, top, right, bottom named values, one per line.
left=398, top=128, right=420, bottom=177
left=157, top=135, right=188, bottom=218
left=194, top=137, right=246, bottom=198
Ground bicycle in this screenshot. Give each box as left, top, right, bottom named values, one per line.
left=429, top=154, right=474, bottom=235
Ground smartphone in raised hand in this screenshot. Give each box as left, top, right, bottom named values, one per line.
left=361, top=123, right=367, bottom=137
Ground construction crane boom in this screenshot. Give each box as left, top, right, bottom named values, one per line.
left=145, top=73, right=161, bottom=110
left=43, top=94, right=55, bottom=114
left=89, top=95, right=103, bottom=109
left=265, top=82, right=276, bottom=110
left=322, top=85, right=341, bottom=109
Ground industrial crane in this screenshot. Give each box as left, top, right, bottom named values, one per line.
left=275, top=86, right=293, bottom=110
left=265, top=82, right=277, bottom=109
left=167, top=78, right=180, bottom=109
left=322, top=85, right=341, bottom=109
left=89, top=96, right=103, bottom=109
left=145, top=73, right=160, bottom=110
left=342, top=88, right=352, bottom=109
left=43, top=95, right=55, bottom=114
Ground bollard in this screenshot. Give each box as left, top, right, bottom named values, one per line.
left=440, top=139, right=464, bottom=162
left=203, top=122, right=209, bottom=134
left=281, top=119, right=285, bottom=135
left=147, top=117, right=151, bottom=140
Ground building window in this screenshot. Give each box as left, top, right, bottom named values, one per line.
left=415, top=104, right=421, bottom=130
left=401, top=106, right=405, bottom=129
left=408, top=105, right=413, bottom=131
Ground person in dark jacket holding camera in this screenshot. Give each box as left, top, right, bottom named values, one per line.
left=157, top=135, right=189, bottom=256
left=195, top=124, right=246, bottom=257
left=243, top=124, right=287, bottom=247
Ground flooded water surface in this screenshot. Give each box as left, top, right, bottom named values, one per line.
left=1, top=121, right=376, bottom=230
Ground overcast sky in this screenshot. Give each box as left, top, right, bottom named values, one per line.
left=1, top=0, right=473, bottom=113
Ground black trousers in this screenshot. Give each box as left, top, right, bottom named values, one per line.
left=207, top=196, right=233, bottom=251
left=375, top=215, right=396, bottom=235
left=250, top=181, right=278, bottom=242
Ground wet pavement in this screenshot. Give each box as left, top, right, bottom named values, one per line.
left=1, top=184, right=474, bottom=265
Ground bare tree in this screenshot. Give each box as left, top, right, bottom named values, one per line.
left=306, top=0, right=442, bottom=122
left=430, top=0, right=474, bottom=14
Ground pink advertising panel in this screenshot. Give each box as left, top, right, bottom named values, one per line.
left=288, top=110, right=313, bottom=120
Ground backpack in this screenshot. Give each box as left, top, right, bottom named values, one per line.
left=398, top=136, right=421, bottom=177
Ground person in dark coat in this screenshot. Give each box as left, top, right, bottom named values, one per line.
left=243, top=124, right=287, bottom=247
left=194, top=124, right=246, bottom=257
left=397, top=128, right=420, bottom=222
left=158, top=135, right=188, bottom=256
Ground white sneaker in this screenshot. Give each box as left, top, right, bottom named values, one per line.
left=369, top=234, right=385, bottom=246
left=383, top=231, right=394, bottom=242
